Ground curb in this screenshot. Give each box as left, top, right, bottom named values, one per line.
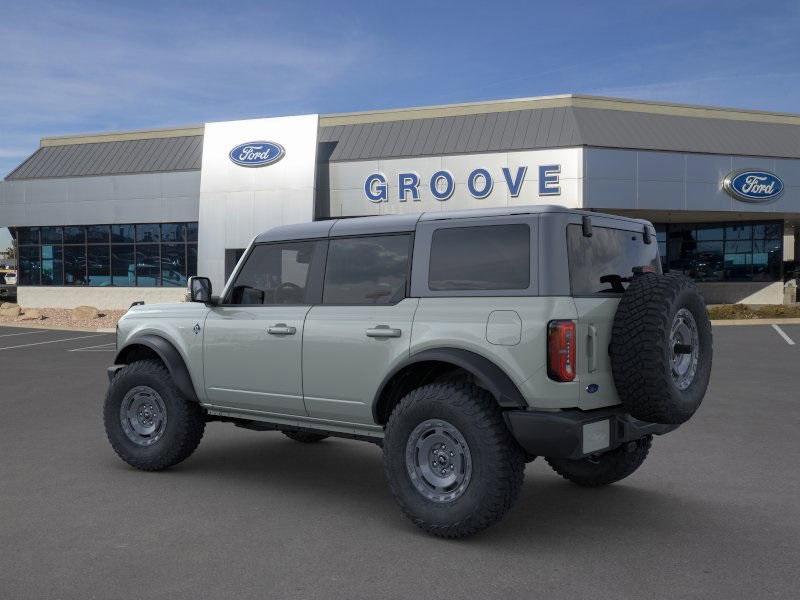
left=0, top=321, right=116, bottom=333
left=711, top=317, right=800, bottom=326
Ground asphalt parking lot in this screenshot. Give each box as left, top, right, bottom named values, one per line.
left=1, top=324, right=798, bottom=599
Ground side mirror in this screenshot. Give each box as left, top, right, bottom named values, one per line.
left=188, top=276, right=212, bottom=303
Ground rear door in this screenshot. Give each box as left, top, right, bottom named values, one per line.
left=302, top=234, right=416, bottom=425
left=566, top=220, right=661, bottom=409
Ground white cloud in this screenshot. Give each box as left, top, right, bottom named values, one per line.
left=0, top=2, right=373, bottom=175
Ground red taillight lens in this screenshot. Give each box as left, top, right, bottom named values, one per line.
left=547, top=320, right=576, bottom=382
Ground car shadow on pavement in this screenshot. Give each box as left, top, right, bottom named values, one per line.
left=108, top=428, right=748, bottom=549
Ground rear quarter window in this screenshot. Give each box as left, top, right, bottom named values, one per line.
left=567, top=224, right=661, bottom=295
left=428, top=224, right=530, bottom=291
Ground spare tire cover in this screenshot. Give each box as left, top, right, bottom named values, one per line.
left=609, top=272, right=712, bottom=425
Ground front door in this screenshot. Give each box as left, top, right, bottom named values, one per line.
left=302, top=234, right=416, bottom=425
left=203, top=239, right=323, bottom=416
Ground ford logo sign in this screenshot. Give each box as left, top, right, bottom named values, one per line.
left=229, top=141, right=285, bottom=167
left=723, top=169, right=784, bottom=203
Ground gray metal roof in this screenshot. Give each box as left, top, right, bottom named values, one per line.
left=571, top=107, right=800, bottom=158
left=9, top=94, right=800, bottom=181
left=319, top=107, right=582, bottom=161
left=320, top=106, right=800, bottom=161
left=6, top=135, right=203, bottom=180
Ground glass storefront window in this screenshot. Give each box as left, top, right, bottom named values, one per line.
left=725, top=240, right=752, bottom=254
left=111, top=224, right=135, bottom=243
left=695, top=226, right=724, bottom=241
left=161, top=244, right=187, bottom=286
left=188, top=245, right=198, bottom=278
left=19, top=246, right=40, bottom=285
left=657, top=220, right=783, bottom=283
left=161, top=223, right=184, bottom=243
left=41, top=245, right=63, bottom=285
left=111, top=245, right=136, bottom=286
left=725, top=224, right=752, bottom=241
left=136, top=245, right=160, bottom=286
left=64, top=226, right=85, bottom=244
left=186, top=222, right=198, bottom=242
left=86, top=225, right=109, bottom=243
left=136, top=224, right=160, bottom=243
left=18, top=227, right=40, bottom=245
left=87, top=245, right=111, bottom=286
left=12, top=222, right=197, bottom=288
left=64, top=246, right=87, bottom=285
left=41, top=227, right=63, bottom=244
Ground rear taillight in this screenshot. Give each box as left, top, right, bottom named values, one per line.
left=547, top=320, right=576, bottom=382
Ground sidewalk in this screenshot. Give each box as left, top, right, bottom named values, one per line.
left=711, top=317, right=800, bottom=326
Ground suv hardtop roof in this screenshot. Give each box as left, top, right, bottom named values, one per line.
left=253, top=205, right=651, bottom=243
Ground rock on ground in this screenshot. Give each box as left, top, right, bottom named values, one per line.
left=72, top=306, right=100, bottom=320
left=17, top=309, right=43, bottom=321
left=0, top=305, right=22, bottom=317
left=0, top=302, right=18, bottom=309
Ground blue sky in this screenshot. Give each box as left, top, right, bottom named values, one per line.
left=1, top=0, right=799, bottom=249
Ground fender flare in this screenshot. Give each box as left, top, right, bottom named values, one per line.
left=372, top=347, right=527, bottom=421
left=114, top=334, right=199, bottom=402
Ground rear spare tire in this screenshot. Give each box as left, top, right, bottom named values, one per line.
left=609, top=272, right=712, bottom=425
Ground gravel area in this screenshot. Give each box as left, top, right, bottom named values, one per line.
left=0, top=307, right=126, bottom=330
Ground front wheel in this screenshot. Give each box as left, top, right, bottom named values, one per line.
left=545, top=436, right=652, bottom=487
left=104, top=359, right=205, bottom=471
left=383, top=380, right=525, bottom=538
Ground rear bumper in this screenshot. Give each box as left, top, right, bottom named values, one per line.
left=504, top=407, right=678, bottom=461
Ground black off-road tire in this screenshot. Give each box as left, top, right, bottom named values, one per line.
left=610, top=272, right=712, bottom=425
left=383, top=380, right=525, bottom=538
left=104, top=359, right=205, bottom=471
left=282, top=430, right=329, bottom=443
left=546, top=435, right=652, bottom=487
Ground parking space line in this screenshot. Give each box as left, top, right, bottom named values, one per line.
left=0, top=330, right=49, bottom=338
left=0, top=333, right=109, bottom=351
left=771, top=324, right=795, bottom=346
left=68, top=342, right=116, bottom=352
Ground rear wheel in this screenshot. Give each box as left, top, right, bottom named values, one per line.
left=383, top=380, right=525, bottom=538
left=282, top=430, right=329, bottom=443
left=545, top=436, right=652, bottom=487
left=104, top=359, right=205, bottom=471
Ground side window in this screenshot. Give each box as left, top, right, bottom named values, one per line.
left=428, top=224, right=530, bottom=291
left=567, top=224, right=661, bottom=295
left=227, top=241, right=316, bottom=305
left=323, top=235, right=410, bottom=305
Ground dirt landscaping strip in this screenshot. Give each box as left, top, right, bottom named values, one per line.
left=0, top=308, right=125, bottom=331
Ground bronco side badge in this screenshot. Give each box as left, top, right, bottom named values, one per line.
left=586, top=384, right=599, bottom=394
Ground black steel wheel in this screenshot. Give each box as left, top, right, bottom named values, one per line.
left=383, top=379, right=524, bottom=538
left=104, top=359, right=205, bottom=471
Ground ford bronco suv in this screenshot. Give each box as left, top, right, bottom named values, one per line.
left=104, top=205, right=712, bottom=538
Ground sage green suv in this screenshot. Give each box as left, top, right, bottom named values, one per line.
left=104, top=205, right=713, bottom=538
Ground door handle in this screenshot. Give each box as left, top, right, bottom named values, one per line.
left=587, top=325, right=598, bottom=373
left=366, top=325, right=402, bottom=338
left=268, top=323, right=296, bottom=336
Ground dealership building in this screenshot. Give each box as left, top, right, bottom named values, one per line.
left=1, top=93, right=799, bottom=308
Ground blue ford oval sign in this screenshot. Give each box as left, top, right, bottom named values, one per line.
left=723, top=169, right=784, bottom=203
left=229, top=141, right=285, bottom=167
